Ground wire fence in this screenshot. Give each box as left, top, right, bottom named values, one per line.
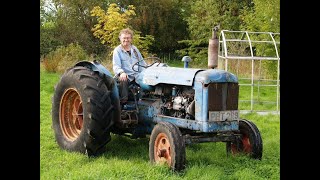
left=218, top=30, right=280, bottom=114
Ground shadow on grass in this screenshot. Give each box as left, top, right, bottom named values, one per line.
left=88, top=133, right=260, bottom=176
left=101, top=134, right=150, bottom=161
left=96, top=134, right=188, bottom=175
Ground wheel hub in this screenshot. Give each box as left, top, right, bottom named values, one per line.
left=154, top=133, right=172, bottom=166
left=59, top=88, right=83, bottom=141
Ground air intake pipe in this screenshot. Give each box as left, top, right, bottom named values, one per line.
left=208, top=25, right=219, bottom=69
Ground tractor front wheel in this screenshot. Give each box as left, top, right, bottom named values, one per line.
left=226, top=119, right=263, bottom=159
left=149, top=122, right=186, bottom=171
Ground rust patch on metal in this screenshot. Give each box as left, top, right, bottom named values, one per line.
left=208, top=83, right=223, bottom=111
left=227, top=83, right=239, bottom=110
left=208, top=82, right=239, bottom=111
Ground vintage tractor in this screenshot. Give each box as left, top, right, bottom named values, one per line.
left=51, top=27, right=263, bottom=171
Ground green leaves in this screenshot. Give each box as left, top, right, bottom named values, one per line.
left=90, top=3, right=154, bottom=57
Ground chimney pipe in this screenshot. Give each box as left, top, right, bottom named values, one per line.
left=208, top=25, right=219, bottom=69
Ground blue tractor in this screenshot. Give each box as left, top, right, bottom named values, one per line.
left=52, top=28, right=262, bottom=171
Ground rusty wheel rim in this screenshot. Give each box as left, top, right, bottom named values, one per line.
left=231, top=134, right=252, bottom=153
left=241, top=134, right=252, bottom=153
left=154, top=133, right=172, bottom=166
left=59, top=88, right=84, bottom=141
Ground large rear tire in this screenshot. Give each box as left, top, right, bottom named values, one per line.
left=226, top=119, right=263, bottom=159
left=52, top=66, right=114, bottom=156
left=149, top=122, right=186, bottom=171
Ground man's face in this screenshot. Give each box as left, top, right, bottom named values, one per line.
left=120, top=33, right=132, bottom=47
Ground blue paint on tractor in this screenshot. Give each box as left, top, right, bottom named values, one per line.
left=194, top=69, right=238, bottom=84
left=73, top=60, right=240, bottom=134
left=137, top=99, right=161, bottom=134
left=139, top=67, right=203, bottom=86
left=154, top=115, right=238, bottom=132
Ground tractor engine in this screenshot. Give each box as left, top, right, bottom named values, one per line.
left=147, top=85, right=195, bottom=119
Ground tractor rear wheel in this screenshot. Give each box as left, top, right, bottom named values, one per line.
left=52, top=66, right=114, bottom=156
left=149, top=122, right=186, bottom=171
left=226, top=119, right=263, bottom=159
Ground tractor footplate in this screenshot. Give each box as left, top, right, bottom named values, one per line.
left=118, top=110, right=138, bottom=128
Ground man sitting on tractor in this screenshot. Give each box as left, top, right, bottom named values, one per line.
left=112, top=28, right=147, bottom=104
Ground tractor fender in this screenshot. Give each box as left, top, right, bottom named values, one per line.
left=74, top=60, right=113, bottom=77
left=74, top=60, right=121, bottom=124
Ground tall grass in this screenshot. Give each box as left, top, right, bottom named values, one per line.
left=40, top=64, right=279, bottom=179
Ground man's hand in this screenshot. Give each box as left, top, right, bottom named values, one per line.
left=119, top=72, right=128, bottom=81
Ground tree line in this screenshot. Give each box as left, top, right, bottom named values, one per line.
left=40, top=0, right=279, bottom=65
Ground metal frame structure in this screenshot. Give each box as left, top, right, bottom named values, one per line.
left=218, top=30, right=280, bottom=114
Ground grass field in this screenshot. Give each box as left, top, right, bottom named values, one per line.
left=40, top=65, right=280, bottom=179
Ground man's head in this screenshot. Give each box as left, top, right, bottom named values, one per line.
left=119, top=28, right=133, bottom=47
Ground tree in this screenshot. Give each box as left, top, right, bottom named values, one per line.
left=240, top=0, right=280, bottom=78
left=240, top=0, right=279, bottom=33
left=40, top=22, right=63, bottom=57
left=40, top=0, right=62, bottom=57
left=111, top=0, right=189, bottom=54
left=90, top=3, right=154, bottom=58
left=49, top=0, right=110, bottom=56
left=176, top=0, right=251, bottom=66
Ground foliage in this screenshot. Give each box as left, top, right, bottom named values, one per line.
left=240, top=0, right=280, bottom=79
left=40, top=0, right=62, bottom=57
left=240, top=0, right=279, bottom=33
left=40, top=0, right=280, bottom=77
left=40, top=0, right=45, bottom=24
left=90, top=4, right=136, bottom=48
left=176, top=0, right=252, bottom=65
left=118, top=0, right=189, bottom=53
left=90, top=3, right=155, bottom=58
left=46, top=0, right=108, bottom=56
left=40, top=21, right=63, bottom=57
left=42, top=43, right=89, bottom=73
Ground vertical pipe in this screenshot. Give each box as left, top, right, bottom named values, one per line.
left=208, top=26, right=219, bottom=69
left=221, top=31, right=228, bottom=71
left=258, top=59, right=262, bottom=101
left=184, top=62, right=189, bottom=68
left=270, top=32, right=280, bottom=112
left=237, top=58, right=240, bottom=77
left=245, top=31, right=254, bottom=112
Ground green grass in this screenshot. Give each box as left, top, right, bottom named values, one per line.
left=40, top=66, right=279, bottom=179
left=238, top=79, right=279, bottom=111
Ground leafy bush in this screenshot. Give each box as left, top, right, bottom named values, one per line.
left=42, top=43, right=89, bottom=73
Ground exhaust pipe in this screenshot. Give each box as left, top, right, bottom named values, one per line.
left=208, top=25, right=219, bottom=69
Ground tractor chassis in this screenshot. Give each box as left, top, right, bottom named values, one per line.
left=184, top=132, right=241, bottom=145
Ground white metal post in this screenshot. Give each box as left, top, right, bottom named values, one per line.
left=245, top=31, right=254, bottom=112
left=270, top=32, right=280, bottom=112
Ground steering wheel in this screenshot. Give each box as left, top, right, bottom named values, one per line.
left=132, top=57, right=162, bottom=72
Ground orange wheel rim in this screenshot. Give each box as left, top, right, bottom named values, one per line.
left=242, top=134, right=252, bottom=153
left=59, top=88, right=83, bottom=141
left=154, top=133, right=172, bottom=166
left=231, top=134, right=252, bottom=153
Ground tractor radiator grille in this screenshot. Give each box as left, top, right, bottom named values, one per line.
left=208, top=83, right=239, bottom=111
